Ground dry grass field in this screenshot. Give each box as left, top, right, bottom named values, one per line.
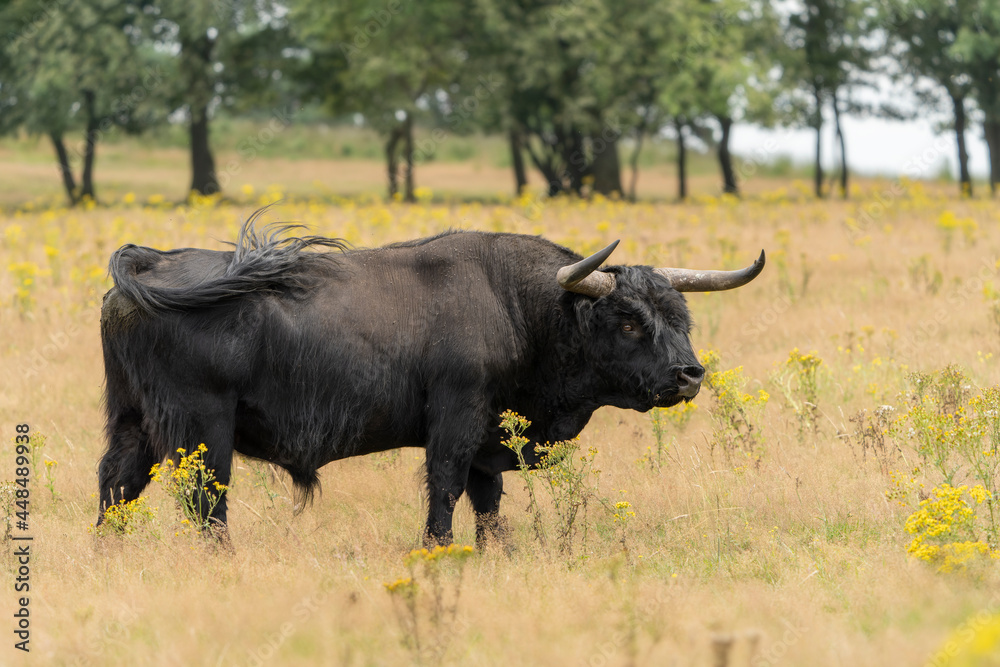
left=0, top=129, right=790, bottom=208
left=3, top=175, right=1000, bottom=666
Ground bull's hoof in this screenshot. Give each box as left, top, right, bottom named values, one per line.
left=476, top=515, right=514, bottom=555
left=422, top=530, right=455, bottom=550
left=204, top=520, right=234, bottom=554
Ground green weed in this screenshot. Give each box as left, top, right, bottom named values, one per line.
left=500, top=410, right=604, bottom=555
left=384, top=544, right=475, bottom=664
left=773, top=348, right=824, bottom=435
left=699, top=349, right=769, bottom=467
left=639, top=401, right=696, bottom=472
left=150, top=444, right=228, bottom=533
left=93, top=497, right=158, bottom=538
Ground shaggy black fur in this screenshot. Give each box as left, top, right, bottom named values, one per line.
left=97, top=217, right=708, bottom=547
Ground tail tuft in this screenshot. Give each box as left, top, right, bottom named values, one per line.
left=287, top=467, right=320, bottom=515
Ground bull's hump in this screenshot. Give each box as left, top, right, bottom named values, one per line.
left=101, top=287, right=141, bottom=334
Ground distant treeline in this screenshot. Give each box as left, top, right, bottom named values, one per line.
left=1, top=0, right=997, bottom=205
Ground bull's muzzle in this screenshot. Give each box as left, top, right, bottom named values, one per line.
left=673, top=365, right=705, bottom=399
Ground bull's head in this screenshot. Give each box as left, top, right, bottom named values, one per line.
left=557, top=241, right=765, bottom=410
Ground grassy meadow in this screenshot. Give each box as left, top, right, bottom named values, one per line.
left=3, top=152, right=1000, bottom=666
left=0, top=124, right=791, bottom=208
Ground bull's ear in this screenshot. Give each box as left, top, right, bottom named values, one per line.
left=654, top=250, right=765, bottom=292
left=557, top=240, right=619, bottom=298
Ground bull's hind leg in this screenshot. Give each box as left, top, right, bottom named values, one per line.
left=173, top=401, right=237, bottom=535
left=466, top=467, right=509, bottom=550
left=97, top=408, right=157, bottom=525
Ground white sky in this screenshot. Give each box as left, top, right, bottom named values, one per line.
left=731, top=115, right=991, bottom=180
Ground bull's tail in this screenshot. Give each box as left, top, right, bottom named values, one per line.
left=108, top=209, right=347, bottom=314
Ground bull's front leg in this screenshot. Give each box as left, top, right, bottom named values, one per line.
left=422, top=395, right=485, bottom=547
left=423, top=447, right=474, bottom=547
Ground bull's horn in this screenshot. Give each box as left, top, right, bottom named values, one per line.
left=654, top=250, right=766, bottom=292
left=557, top=240, right=619, bottom=298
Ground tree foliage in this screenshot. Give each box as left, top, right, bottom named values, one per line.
left=2, top=0, right=999, bottom=202
left=0, top=0, right=160, bottom=204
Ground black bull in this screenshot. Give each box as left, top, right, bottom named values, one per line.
left=97, top=220, right=764, bottom=546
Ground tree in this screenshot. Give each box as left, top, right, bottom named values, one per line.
left=952, top=0, right=1000, bottom=195
left=129, top=0, right=289, bottom=197
left=0, top=0, right=158, bottom=205
left=606, top=0, right=777, bottom=201
left=884, top=0, right=975, bottom=195
left=657, top=0, right=749, bottom=200
left=469, top=0, right=635, bottom=198
left=623, top=0, right=699, bottom=201
left=781, top=0, right=878, bottom=198
left=293, top=0, right=466, bottom=201
left=706, top=0, right=783, bottom=196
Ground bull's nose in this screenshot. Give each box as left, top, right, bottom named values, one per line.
left=675, top=365, right=705, bottom=398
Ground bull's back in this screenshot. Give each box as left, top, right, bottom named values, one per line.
left=301, top=241, right=524, bottom=378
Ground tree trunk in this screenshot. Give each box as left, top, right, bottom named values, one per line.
left=951, top=92, right=972, bottom=197
left=985, top=117, right=1000, bottom=197
left=385, top=125, right=401, bottom=200
left=717, top=115, right=738, bottom=195
left=509, top=128, right=528, bottom=196
left=81, top=88, right=99, bottom=202
left=832, top=90, right=848, bottom=199
left=558, top=125, right=587, bottom=196
left=189, top=103, right=219, bottom=196
left=591, top=131, right=622, bottom=197
left=523, top=136, right=563, bottom=197
left=628, top=128, right=645, bottom=202
left=675, top=119, right=687, bottom=201
left=403, top=112, right=415, bottom=202
left=181, top=28, right=219, bottom=197
left=813, top=88, right=824, bottom=199
left=50, top=132, right=77, bottom=207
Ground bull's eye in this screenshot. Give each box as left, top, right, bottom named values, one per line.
left=622, top=323, right=636, bottom=333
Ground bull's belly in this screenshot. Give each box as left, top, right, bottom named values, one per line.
left=232, top=399, right=424, bottom=470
